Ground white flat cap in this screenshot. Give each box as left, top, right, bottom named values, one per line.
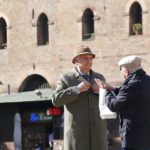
left=118, top=55, right=142, bottom=71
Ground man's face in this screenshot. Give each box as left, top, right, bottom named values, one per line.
left=75, top=54, right=93, bottom=72
left=120, top=66, right=129, bottom=79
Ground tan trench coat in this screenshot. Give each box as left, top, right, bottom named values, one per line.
left=52, top=68, right=108, bottom=150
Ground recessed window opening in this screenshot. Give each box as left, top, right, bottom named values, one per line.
left=0, top=18, right=7, bottom=49
left=37, top=13, right=49, bottom=46
left=82, top=8, right=94, bottom=40
left=129, top=2, right=142, bottom=36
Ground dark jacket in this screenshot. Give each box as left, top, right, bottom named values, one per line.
left=52, top=68, right=108, bottom=150
left=105, top=69, right=150, bottom=149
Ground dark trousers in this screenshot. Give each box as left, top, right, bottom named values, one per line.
left=122, top=148, right=150, bottom=150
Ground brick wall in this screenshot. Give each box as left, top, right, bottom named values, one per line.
left=0, top=0, right=150, bottom=93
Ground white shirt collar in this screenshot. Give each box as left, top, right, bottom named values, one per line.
left=76, top=66, right=90, bottom=75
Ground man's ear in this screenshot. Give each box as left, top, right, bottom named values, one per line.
left=74, top=58, right=77, bottom=64
left=74, top=56, right=80, bottom=64
left=124, top=67, right=130, bottom=78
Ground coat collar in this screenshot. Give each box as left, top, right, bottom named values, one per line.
left=72, top=67, right=96, bottom=84
left=72, top=67, right=94, bottom=77
left=72, top=67, right=80, bottom=78
left=123, top=69, right=146, bottom=85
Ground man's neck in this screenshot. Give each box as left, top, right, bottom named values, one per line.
left=77, top=66, right=90, bottom=75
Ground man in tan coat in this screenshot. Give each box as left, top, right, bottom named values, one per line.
left=52, top=45, right=108, bottom=150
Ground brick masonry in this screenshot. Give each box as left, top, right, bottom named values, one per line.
left=0, top=0, right=150, bottom=93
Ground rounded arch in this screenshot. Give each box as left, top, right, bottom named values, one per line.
left=82, top=8, right=94, bottom=18
left=37, top=12, right=49, bottom=45
left=125, top=0, right=147, bottom=14
left=80, top=5, right=97, bottom=15
left=78, top=5, right=99, bottom=22
left=37, top=13, right=49, bottom=24
left=0, top=13, right=10, bottom=27
left=18, top=74, right=51, bottom=92
left=35, top=12, right=49, bottom=24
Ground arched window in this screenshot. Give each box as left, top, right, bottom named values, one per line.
left=0, top=18, right=7, bottom=49
left=82, top=8, right=94, bottom=40
left=37, top=13, right=49, bottom=46
left=129, top=2, right=142, bottom=36
left=19, top=74, right=50, bottom=92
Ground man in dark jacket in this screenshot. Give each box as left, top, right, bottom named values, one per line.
left=95, top=55, right=150, bottom=150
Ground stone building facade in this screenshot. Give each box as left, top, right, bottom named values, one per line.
left=0, top=0, right=150, bottom=93
left=0, top=0, right=150, bottom=149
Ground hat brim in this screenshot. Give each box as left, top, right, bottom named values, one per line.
left=72, top=53, right=95, bottom=64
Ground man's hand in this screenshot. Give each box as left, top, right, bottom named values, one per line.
left=77, top=81, right=91, bottom=93
left=94, top=78, right=115, bottom=91
left=91, top=84, right=99, bottom=94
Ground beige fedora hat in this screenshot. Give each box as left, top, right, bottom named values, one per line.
left=72, top=45, right=95, bottom=63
